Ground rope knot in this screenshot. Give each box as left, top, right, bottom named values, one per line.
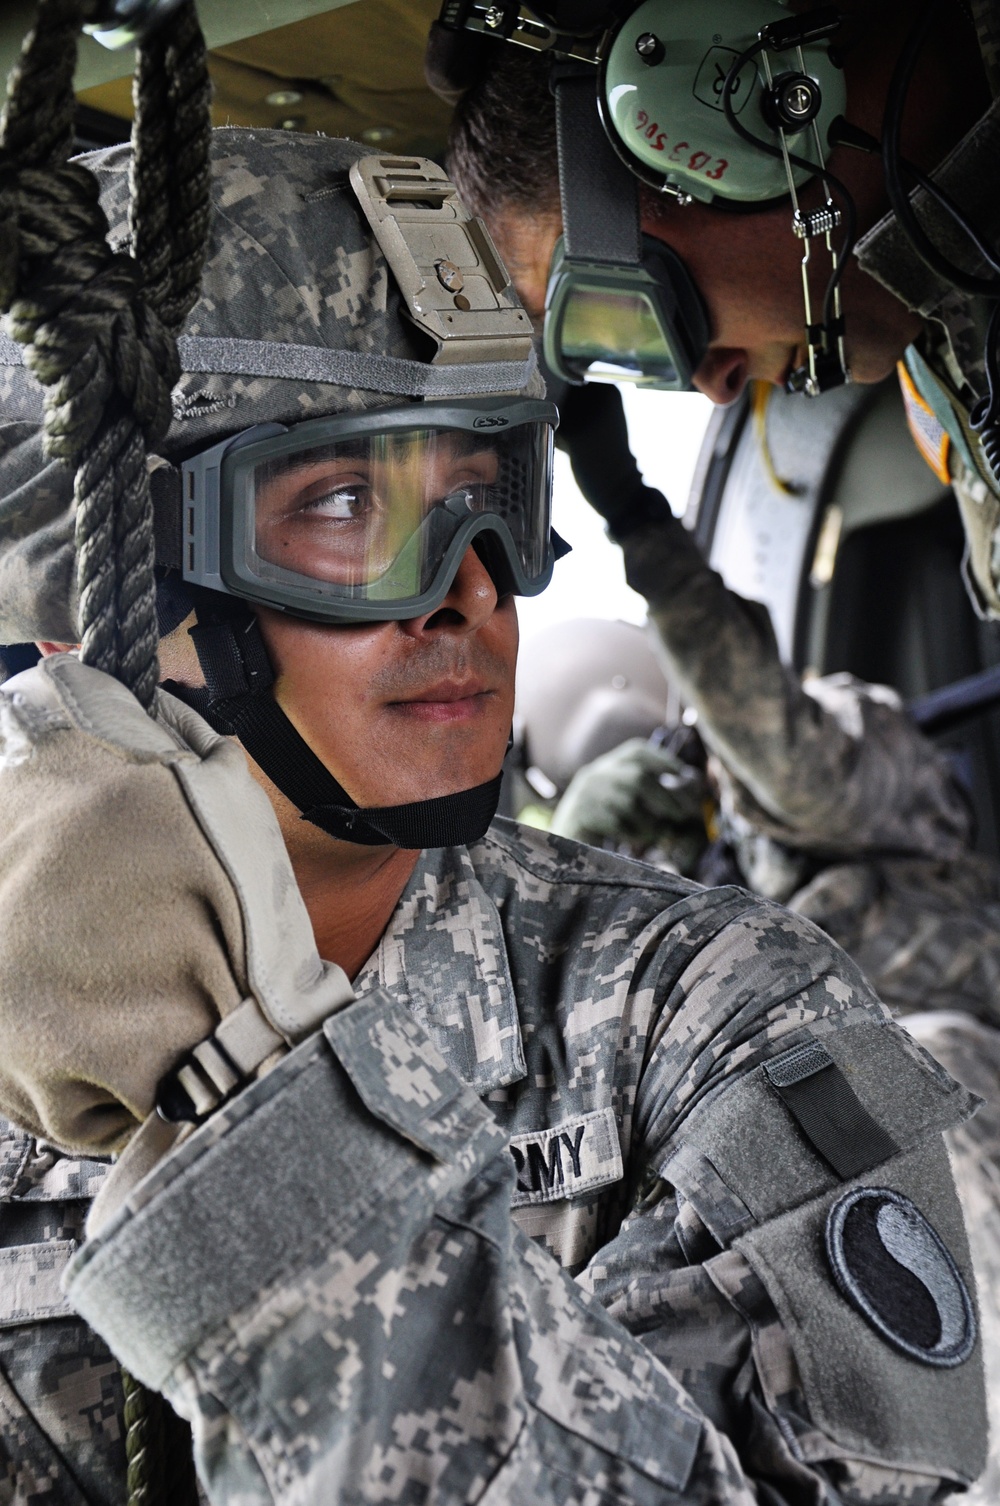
left=5, top=163, right=178, bottom=461
left=0, top=0, right=210, bottom=714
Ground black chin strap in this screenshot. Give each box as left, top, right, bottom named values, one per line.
left=164, top=601, right=502, bottom=849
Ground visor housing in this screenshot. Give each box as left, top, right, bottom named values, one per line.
left=544, top=235, right=710, bottom=390
left=180, top=399, right=557, bottom=624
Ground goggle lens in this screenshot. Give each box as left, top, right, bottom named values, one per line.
left=543, top=237, right=709, bottom=393
left=219, top=416, right=554, bottom=619
left=560, top=282, right=683, bottom=387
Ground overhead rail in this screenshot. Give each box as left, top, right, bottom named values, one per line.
left=0, top=0, right=360, bottom=91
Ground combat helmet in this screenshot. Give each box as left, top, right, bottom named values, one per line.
left=0, top=127, right=558, bottom=848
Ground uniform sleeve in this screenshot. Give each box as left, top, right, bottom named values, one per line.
left=621, top=514, right=972, bottom=861
left=65, top=990, right=765, bottom=1506
left=575, top=898, right=987, bottom=1505
left=0, top=1122, right=128, bottom=1506
left=788, top=849, right=1000, bottom=1022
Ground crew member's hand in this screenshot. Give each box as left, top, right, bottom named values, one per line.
left=551, top=737, right=706, bottom=855
left=0, top=654, right=352, bottom=1158
left=557, top=383, right=675, bottom=541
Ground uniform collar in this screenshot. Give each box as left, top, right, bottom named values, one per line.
left=855, top=97, right=1000, bottom=318
left=354, top=841, right=526, bottom=1094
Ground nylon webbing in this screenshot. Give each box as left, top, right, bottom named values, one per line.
left=226, top=687, right=501, bottom=846
left=0, top=332, right=536, bottom=399
left=554, top=71, right=641, bottom=266
left=908, top=663, right=1000, bottom=734
left=764, top=1039, right=900, bottom=1179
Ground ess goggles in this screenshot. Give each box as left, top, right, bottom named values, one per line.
left=543, top=234, right=710, bottom=391
left=176, top=399, right=558, bottom=624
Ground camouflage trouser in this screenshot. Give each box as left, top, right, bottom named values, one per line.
left=905, top=1013, right=1000, bottom=1505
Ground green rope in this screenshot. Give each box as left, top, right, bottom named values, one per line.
left=1, top=3, right=212, bottom=1501
left=0, top=0, right=210, bottom=708
left=122, top=1366, right=200, bottom=1506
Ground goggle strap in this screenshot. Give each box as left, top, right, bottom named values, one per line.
left=554, top=69, right=641, bottom=267
left=150, top=463, right=183, bottom=571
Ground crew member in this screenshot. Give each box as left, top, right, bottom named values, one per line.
left=0, top=124, right=987, bottom=1504
left=445, top=3, right=1000, bottom=619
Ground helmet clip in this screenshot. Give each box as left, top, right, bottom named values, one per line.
left=753, top=42, right=849, bottom=396
left=350, top=155, right=535, bottom=366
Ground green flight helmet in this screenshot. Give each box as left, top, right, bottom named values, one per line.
left=601, top=0, right=847, bottom=205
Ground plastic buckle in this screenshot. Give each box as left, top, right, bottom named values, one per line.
left=156, top=1037, right=245, bottom=1125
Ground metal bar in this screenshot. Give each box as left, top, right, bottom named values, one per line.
left=0, top=0, right=361, bottom=93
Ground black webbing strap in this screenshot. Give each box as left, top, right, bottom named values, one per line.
left=173, top=611, right=503, bottom=849
left=764, top=1038, right=900, bottom=1180
left=553, top=69, right=642, bottom=266
left=150, top=463, right=183, bottom=571
left=219, top=688, right=501, bottom=847
left=908, top=663, right=1000, bottom=735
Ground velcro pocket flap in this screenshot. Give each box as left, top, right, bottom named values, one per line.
left=323, top=990, right=503, bottom=1165
left=661, top=1019, right=978, bottom=1244
left=727, top=1139, right=986, bottom=1487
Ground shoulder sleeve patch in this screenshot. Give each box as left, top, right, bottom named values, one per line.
left=825, top=1186, right=976, bottom=1368
left=508, top=1107, right=623, bottom=1208
left=732, top=1140, right=986, bottom=1486
left=898, top=358, right=952, bottom=484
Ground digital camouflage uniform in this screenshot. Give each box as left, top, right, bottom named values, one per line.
left=64, top=819, right=985, bottom=1505
left=855, top=0, right=1000, bottom=620
left=0, top=125, right=988, bottom=1503
left=619, top=505, right=1000, bottom=1019
left=617, top=500, right=1000, bottom=1506
left=0, top=1143, right=121, bottom=1505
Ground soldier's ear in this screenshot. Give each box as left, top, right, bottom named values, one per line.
left=36, top=642, right=79, bottom=657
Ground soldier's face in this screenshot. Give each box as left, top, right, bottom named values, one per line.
left=253, top=544, right=518, bottom=811
left=488, top=192, right=920, bottom=405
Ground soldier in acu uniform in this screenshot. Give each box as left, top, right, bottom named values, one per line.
left=0, top=90, right=990, bottom=1506
left=444, top=0, right=1000, bottom=616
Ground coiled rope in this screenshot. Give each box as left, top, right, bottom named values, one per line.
left=1, top=6, right=211, bottom=1502
left=0, top=0, right=211, bottom=709
left=122, top=1367, right=201, bottom=1506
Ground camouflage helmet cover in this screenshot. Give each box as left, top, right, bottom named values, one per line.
left=0, top=127, right=542, bottom=644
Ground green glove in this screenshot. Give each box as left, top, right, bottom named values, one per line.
left=557, top=384, right=675, bottom=542
left=551, top=737, right=706, bottom=854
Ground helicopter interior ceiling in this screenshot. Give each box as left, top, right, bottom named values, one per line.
left=0, top=0, right=453, bottom=157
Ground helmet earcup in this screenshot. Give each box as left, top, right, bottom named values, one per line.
left=600, top=0, right=847, bottom=206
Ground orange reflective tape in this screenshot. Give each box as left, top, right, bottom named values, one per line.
left=897, top=360, right=952, bottom=484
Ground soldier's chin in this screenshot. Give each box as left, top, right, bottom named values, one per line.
left=835, top=328, right=908, bottom=387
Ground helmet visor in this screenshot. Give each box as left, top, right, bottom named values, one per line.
left=201, top=402, right=556, bottom=622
